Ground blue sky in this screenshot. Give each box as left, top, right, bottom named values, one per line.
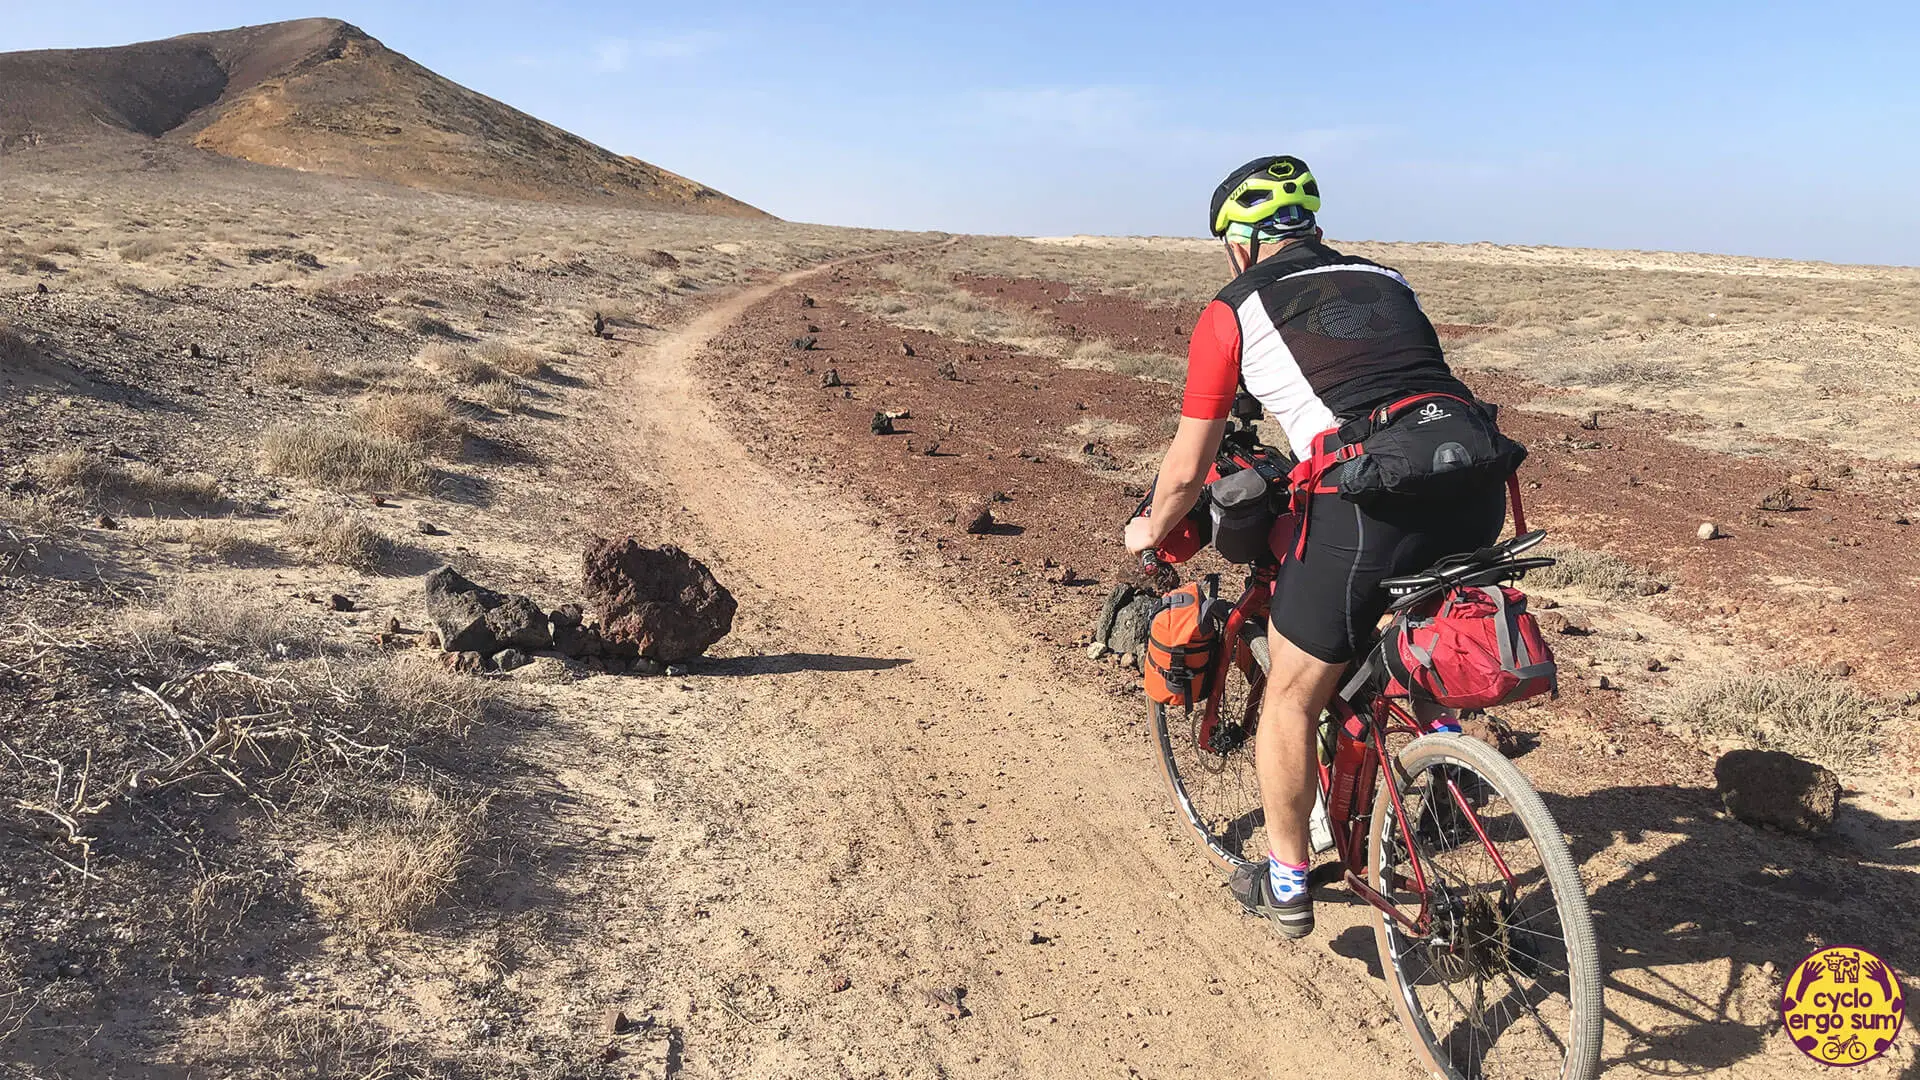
left=6, top=1, right=1918, bottom=265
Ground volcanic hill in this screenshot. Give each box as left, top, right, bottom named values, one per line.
left=0, top=17, right=763, bottom=215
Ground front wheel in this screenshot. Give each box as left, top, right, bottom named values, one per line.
left=1368, top=733, right=1603, bottom=1080
left=1149, top=626, right=1269, bottom=873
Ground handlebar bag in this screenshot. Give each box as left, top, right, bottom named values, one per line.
left=1145, top=583, right=1222, bottom=708
left=1209, top=468, right=1282, bottom=564
left=1382, top=584, right=1556, bottom=709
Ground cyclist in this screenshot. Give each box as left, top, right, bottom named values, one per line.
left=1123, top=155, right=1509, bottom=939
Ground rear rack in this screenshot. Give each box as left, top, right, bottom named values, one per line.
left=1383, top=530, right=1556, bottom=611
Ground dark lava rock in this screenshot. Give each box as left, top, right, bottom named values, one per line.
left=493, top=648, right=532, bottom=672
left=962, top=502, right=995, bottom=535
left=582, top=537, right=736, bottom=663
left=484, top=595, right=551, bottom=651
left=327, top=594, right=355, bottom=612
left=1714, top=749, right=1841, bottom=836
left=423, top=565, right=506, bottom=653
left=871, top=412, right=895, bottom=435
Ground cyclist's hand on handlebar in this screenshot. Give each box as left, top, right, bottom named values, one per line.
left=1123, top=514, right=1157, bottom=556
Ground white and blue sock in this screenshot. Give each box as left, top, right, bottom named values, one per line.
left=1267, top=854, right=1309, bottom=903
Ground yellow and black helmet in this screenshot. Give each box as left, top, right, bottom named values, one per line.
left=1209, top=155, right=1321, bottom=238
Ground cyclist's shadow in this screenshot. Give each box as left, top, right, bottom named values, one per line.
left=1537, top=780, right=1919, bottom=1076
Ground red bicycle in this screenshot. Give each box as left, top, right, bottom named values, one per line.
left=1141, top=419, right=1603, bottom=1080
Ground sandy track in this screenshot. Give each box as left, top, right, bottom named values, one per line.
left=548, top=264, right=1426, bottom=1078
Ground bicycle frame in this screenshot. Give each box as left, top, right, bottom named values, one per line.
left=1195, top=569, right=1521, bottom=940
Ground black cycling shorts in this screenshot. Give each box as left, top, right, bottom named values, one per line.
left=1269, top=480, right=1508, bottom=665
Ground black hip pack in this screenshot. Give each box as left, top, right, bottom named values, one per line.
left=1283, top=393, right=1529, bottom=561
left=1325, top=393, right=1527, bottom=504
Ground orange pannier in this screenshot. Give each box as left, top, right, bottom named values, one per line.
left=1145, top=583, right=1221, bottom=708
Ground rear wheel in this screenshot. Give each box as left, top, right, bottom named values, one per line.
left=1368, top=733, right=1602, bottom=1080
left=1149, top=624, right=1269, bottom=872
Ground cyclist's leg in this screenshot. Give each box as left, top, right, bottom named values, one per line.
left=1254, top=633, right=1344, bottom=866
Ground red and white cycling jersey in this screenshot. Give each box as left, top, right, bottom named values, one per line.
left=1180, top=241, right=1471, bottom=460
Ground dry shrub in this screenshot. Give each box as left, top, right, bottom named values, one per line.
left=126, top=580, right=304, bottom=655
left=33, top=450, right=225, bottom=509
left=0, top=321, right=30, bottom=364
left=189, top=996, right=413, bottom=1079
left=282, top=505, right=394, bottom=571
left=354, top=391, right=467, bottom=454
left=260, top=354, right=359, bottom=392
left=417, top=342, right=504, bottom=385
left=1526, top=545, right=1659, bottom=596
left=260, top=422, right=433, bottom=492
left=317, top=785, right=487, bottom=932
left=1654, top=667, right=1884, bottom=767
left=475, top=339, right=552, bottom=377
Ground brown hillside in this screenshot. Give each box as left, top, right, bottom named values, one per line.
left=0, top=18, right=764, bottom=216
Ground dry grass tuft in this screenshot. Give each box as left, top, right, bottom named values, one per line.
left=858, top=264, right=1049, bottom=342
left=472, top=379, right=523, bottom=414
left=116, top=236, right=176, bottom=263
left=33, top=451, right=225, bottom=509
left=282, top=505, right=395, bottom=571
left=475, top=340, right=552, bottom=378
left=340, top=654, right=498, bottom=742
left=261, top=354, right=360, bottom=393
left=1526, top=545, right=1661, bottom=596
left=191, top=996, right=413, bottom=1079
left=354, top=391, right=468, bottom=454
left=126, top=580, right=304, bottom=655
left=1654, top=667, right=1885, bottom=768
left=260, top=422, right=433, bottom=492
left=317, top=785, right=487, bottom=932
left=417, top=342, right=505, bottom=385
left=148, top=519, right=280, bottom=563
left=1, top=494, right=60, bottom=574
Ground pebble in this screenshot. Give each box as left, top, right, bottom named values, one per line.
left=1588, top=675, right=1611, bottom=690
left=1697, top=522, right=1720, bottom=541
left=327, top=594, right=355, bottom=612
left=1087, top=641, right=1109, bottom=660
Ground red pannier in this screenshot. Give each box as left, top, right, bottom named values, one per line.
left=1383, top=585, right=1557, bottom=709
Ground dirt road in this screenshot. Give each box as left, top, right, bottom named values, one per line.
left=499, top=266, right=1913, bottom=1079
left=507, top=263, right=1416, bottom=1078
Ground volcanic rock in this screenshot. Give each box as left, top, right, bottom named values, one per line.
left=484, top=594, right=551, bottom=651
left=1714, top=749, right=1840, bottom=836
left=962, top=502, right=995, bottom=534
left=582, top=537, right=736, bottom=663
left=423, top=566, right=505, bottom=653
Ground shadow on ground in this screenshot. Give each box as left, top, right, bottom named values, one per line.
left=697, top=653, right=912, bottom=677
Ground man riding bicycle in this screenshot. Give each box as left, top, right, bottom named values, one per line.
left=1123, top=156, right=1510, bottom=939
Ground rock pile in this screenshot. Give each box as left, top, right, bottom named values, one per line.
left=422, top=540, right=736, bottom=676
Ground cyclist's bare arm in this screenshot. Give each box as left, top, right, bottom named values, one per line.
left=1128, top=416, right=1228, bottom=553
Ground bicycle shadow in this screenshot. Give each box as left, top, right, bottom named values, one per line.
left=1540, top=781, right=1918, bottom=1076
left=1323, top=777, right=1919, bottom=1076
